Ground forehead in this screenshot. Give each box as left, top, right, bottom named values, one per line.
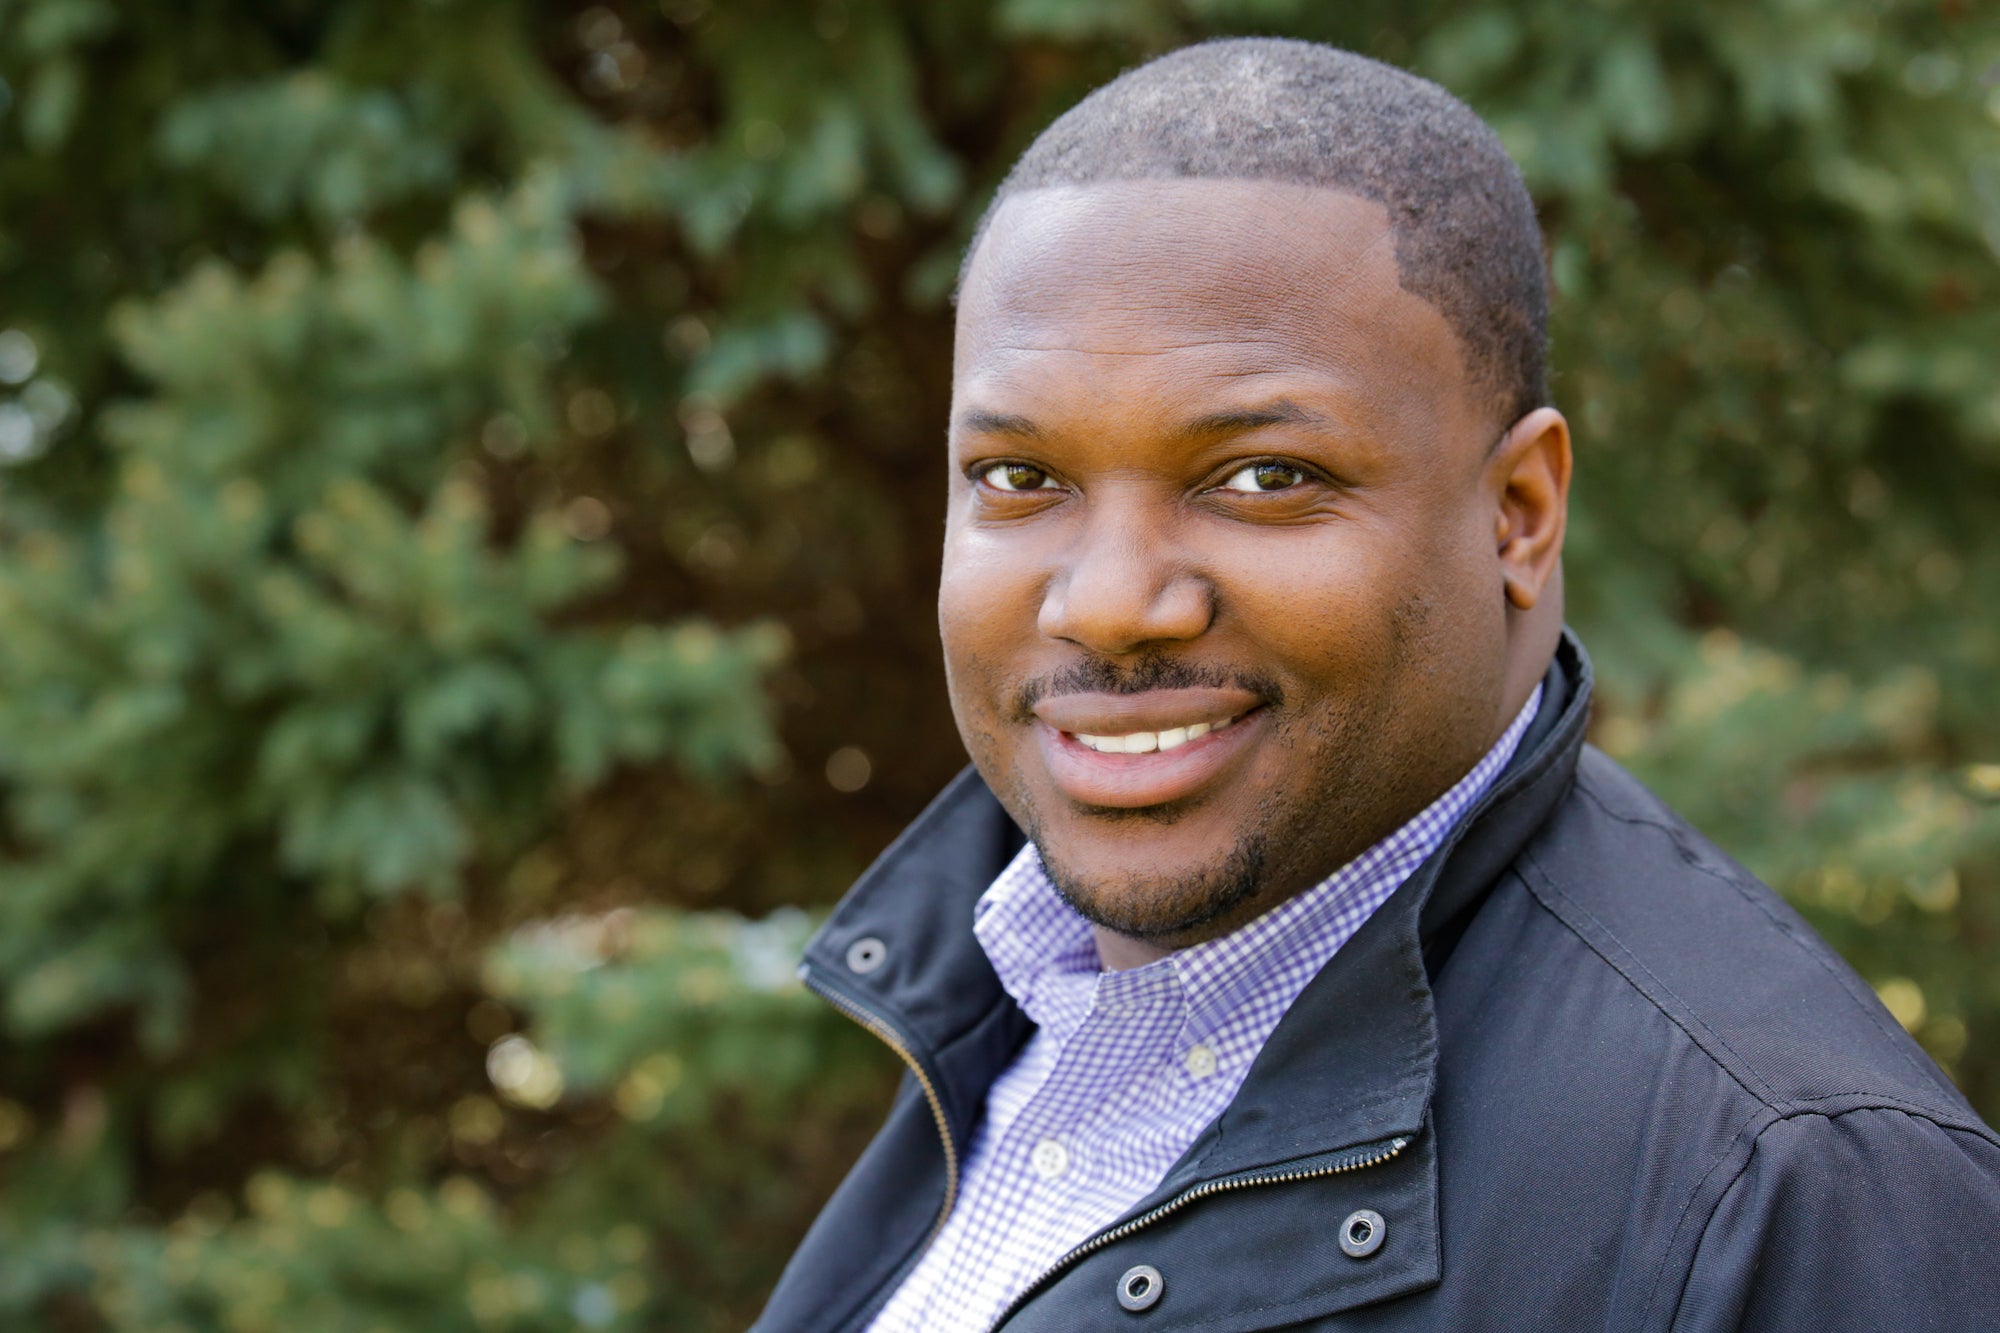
left=954, top=179, right=1473, bottom=423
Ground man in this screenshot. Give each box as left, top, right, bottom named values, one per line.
left=757, top=38, right=2000, bottom=1332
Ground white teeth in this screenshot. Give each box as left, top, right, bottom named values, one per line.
left=1073, top=716, right=1237, bottom=755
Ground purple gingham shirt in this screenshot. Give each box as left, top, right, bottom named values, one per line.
left=868, top=687, right=1541, bottom=1333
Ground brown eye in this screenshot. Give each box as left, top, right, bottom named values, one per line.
left=980, top=462, right=1058, bottom=492
left=1220, top=462, right=1305, bottom=493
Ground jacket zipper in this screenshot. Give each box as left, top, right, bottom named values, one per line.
left=989, top=1133, right=1411, bottom=1330
left=802, top=971, right=960, bottom=1245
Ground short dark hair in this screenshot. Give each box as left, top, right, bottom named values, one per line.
left=968, top=37, right=1549, bottom=427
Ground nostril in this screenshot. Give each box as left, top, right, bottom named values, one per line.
left=1037, top=554, right=1215, bottom=654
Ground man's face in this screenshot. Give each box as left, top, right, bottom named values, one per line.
left=941, top=179, right=1528, bottom=950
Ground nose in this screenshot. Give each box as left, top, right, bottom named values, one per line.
left=1037, top=500, right=1213, bottom=654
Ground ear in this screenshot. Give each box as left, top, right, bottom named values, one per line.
left=1487, top=407, right=1571, bottom=612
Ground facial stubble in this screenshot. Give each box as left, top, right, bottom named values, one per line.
left=1004, top=693, right=1407, bottom=950
left=1036, top=816, right=1270, bottom=943
left=1001, top=654, right=1286, bottom=941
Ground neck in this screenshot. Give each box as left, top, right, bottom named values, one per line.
left=1094, top=925, right=1173, bottom=971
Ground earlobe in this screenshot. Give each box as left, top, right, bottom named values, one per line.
left=1489, top=407, right=1572, bottom=613
left=1504, top=567, right=1539, bottom=611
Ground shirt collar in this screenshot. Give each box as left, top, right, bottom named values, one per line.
left=973, top=685, right=1544, bottom=1044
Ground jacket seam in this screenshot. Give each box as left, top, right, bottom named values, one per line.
left=1572, top=777, right=1939, bottom=1091
left=1511, top=847, right=1781, bottom=1330
left=1639, top=1108, right=1774, bottom=1329
left=1657, top=1104, right=1995, bottom=1331
left=1515, top=846, right=1780, bottom=1107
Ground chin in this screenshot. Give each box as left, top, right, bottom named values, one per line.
left=1037, top=832, right=1269, bottom=943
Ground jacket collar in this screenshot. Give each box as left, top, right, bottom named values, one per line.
left=1162, top=634, right=1588, bottom=1185
left=799, top=632, right=1593, bottom=1181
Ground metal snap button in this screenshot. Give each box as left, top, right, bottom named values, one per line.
left=1116, top=1263, right=1163, bottom=1312
left=1339, top=1208, right=1386, bottom=1258
left=845, top=936, right=887, bottom=975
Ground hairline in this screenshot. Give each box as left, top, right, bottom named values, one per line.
left=954, top=38, right=1551, bottom=430
left=956, top=176, right=1518, bottom=443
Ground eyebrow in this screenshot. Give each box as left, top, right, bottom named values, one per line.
left=954, top=409, right=1043, bottom=439
left=953, top=399, right=1341, bottom=443
left=1171, top=400, right=1338, bottom=440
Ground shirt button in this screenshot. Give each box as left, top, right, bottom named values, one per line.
left=1030, top=1138, right=1070, bottom=1180
left=1183, top=1044, right=1217, bottom=1079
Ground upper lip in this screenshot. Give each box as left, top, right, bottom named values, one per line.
left=1031, top=687, right=1265, bottom=736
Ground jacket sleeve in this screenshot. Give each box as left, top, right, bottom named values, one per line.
left=1670, top=1106, right=2000, bottom=1332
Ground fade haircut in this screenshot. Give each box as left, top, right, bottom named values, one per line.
left=967, top=37, right=1549, bottom=427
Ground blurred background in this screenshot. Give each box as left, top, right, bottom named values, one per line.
left=0, top=0, right=1995, bottom=1328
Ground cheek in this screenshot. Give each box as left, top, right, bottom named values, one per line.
left=938, top=533, right=1051, bottom=825
left=1209, top=534, right=1404, bottom=672
left=1362, top=508, right=1514, bottom=737
left=938, top=528, right=1041, bottom=718
left=1206, top=504, right=1496, bottom=702
left=938, top=535, right=1000, bottom=657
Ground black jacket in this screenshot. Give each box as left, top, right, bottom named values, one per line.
left=758, top=635, right=2000, bottom=1331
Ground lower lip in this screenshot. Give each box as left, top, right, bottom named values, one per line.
left=1035, top=709, right=1266, bottom=810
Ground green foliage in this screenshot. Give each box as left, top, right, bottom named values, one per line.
left=0, top=0, right=1994, bottom=1327
left=76, top=1172, right=653, bottom=1333
left=0, top=176, right=786, bottom=1050
left=4, top=907, right=879, bottom=1330
left=160, top=74, right=460, bottom=222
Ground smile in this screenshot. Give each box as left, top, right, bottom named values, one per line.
left=1030, top=687, right=1268, bottom=809
left=1071, top=712, right=1246, bottom=754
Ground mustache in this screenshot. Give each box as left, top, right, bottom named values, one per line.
left=1009, top=654, right=1284, bottom=721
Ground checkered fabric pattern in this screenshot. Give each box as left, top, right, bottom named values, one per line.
left=867, top=687, right=1541, bottom=1333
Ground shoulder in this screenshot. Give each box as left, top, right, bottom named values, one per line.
left=1672, top=1105, right=2000, bottom=1329
left=1426, top=747, right=1999, bottom=1328
left=1510, top=745, right=1985, bottom=1131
